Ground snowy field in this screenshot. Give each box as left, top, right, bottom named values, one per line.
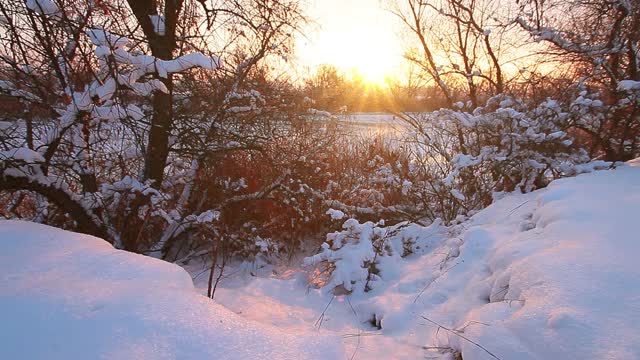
left=339, top=113, right=406, bottom=127
left=2, top=159, right=640, bottom=359
left=328, top=113, right=412, bottom=139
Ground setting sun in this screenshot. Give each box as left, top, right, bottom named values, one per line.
left=296, top=0, right=404, bottom=84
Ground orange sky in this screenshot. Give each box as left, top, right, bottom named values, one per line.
left=295, top=0, right=405, bottom=84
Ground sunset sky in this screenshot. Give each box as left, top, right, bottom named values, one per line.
left=295, top=0, right=405, bottom=84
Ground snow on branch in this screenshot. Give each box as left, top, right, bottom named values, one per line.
left=25, top=0, right=60, bottom=16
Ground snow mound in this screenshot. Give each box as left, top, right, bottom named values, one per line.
left=193, top=161, right=640, bottom=360
left=420, top=161, right=640, bottom=359
left=0, top=221, right=344, bottom=359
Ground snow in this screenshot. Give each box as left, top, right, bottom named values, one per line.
left=186, top=161, right=640, bottom=359
left=0, top=120, right=12, bottom=130
left=149, top=15, right=166, bottom=36
left=195, top=209, right=220, bottom=223
left=227, top=105, right=253, bottom=113
left=0, top=80, right=41, bottom=101
left=86, top=28, right=129, bottom=49
left=86, top=28, right=221, bottom=79
left=618, top=80, right=640, bottom=92
left=454, top=161, right=640, bottom=360
left=329, top=113, right=411, bottom=139
left=0, top=221, right=344, bottom=359
left=3, top=159, right=639, bottom=359
left=0, top=147, right=44, bottom=163
left=26, top=0, right=60, bottom=15
left=158, top=52, right=222, bottom=74
left=450, top=188, right=466, bottom=200
left=307, top=108, right=333, bottom=118
left=326, top=208, right=346, bottom=220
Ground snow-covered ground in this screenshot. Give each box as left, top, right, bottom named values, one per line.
left=188, top=160, right=640, bottom=359
left=312, top=112, right=411, bottom=139
left=340, top=113, right=409, bottom=135
left=340, top=113, right=406, bottom=127
left=2, top=160, right=639, bottom=359
left=0, top=222, right=344, bottom=359
left=345, top=113, right=411, bottom=141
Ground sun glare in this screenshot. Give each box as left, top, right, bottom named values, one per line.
left=296, top=0, right=404, bottom=85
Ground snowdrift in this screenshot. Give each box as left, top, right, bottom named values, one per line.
left=352, top=159, right=640, bottom=359
left=446, top=159, right=640, bottom=359
left=2, top=161, right=640, bottom=360
left=0, top=221, right=344, bottom=359
left=199, top=161, right=640, bottom=360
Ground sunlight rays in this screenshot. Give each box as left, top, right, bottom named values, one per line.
left=296, top=0, right=404, bottom=85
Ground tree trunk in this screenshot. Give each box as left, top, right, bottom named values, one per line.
left=126, top=0, right=182, bottom=187
left=144, top=74, right=173, bottom=186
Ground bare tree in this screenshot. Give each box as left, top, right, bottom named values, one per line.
left=0, top=0, right=305, bottom=253
left=390, top=0, right=506, bottom=108
left=516, top=0, right=640, bottom=160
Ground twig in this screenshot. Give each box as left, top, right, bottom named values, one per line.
left=210, top=254, right=227, bottom=299
left=458, top=320, right=490, bottom=333
left=207, top=239, right=219, bottom=299
left=489, top=285, right=510, bottom=300
left=341, top=333, right=382, bottom=338
left=502, top=298, right=526, bottom=307
left=421, top=316, right=502, bottom=360
left=346, top=296, right=362, bottom=360
left=314, top=295, right=335, bottom=330
left=413, top=261, right=463, bottom=303
left=508, top=200, right=530, bottom=216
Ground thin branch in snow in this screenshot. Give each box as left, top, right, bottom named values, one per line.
left=346, top=296, right=362, bottom=360
left=413, top=260, right=463, bottom=303
left=421, top=315, right=502, bottom=360
left=314, top=295, right=335, bottom=330
left=507, top=200, right=531, bottom=217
